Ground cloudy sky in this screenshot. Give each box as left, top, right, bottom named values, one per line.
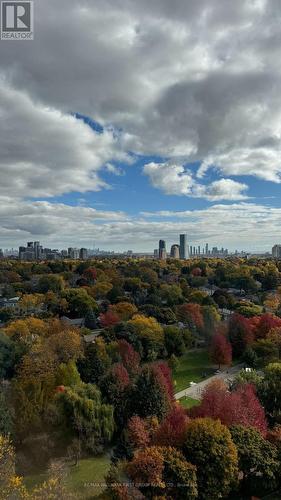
left=1, top=0, right=281, bottom=252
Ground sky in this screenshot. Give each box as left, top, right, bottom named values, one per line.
left=1, top=0, right=281, bottom=252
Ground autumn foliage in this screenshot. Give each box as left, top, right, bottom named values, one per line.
left=153, top=362, right=174, bottom=400
left=176, top=303, right=204, bottom=331
left=191, top=381, right=267, bottom=436
left=153, top=404, right=189, bottom=447
left=210, top=333, right=232, bottom=368
left=253, top=313, right=281, bottom=339
left=127, top=416, right=150, bottom=449
left=228, top=313, right=254, bottom=357
left=127, top=446, right=164, bottom=486
left=118, top=339, right=140, bottom=375
left=100, top=308, right=120, bottom=328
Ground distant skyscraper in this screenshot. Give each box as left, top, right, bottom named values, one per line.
left=159, top=239, right=167, bottom=260
left=68, top=247, right=80, bottom=259
left=205, top=243, right=209, bottom=255
left=272, top=244, right=281, bottom=258
left=34, top=241, right=42, bottom=260
left=179, top=234, right=189, bottom=259
left=79, top=248, right=88, bottom=259
left=170, top=244, right=180, bottom=258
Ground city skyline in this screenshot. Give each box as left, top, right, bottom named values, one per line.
left=0, top=237, right=274, bottom=260
left=0, top=233, right=278, bottom=255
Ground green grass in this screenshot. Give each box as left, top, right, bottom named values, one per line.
left=24, top=455, right=111, bottom=499
left=173, top=349, right=214, bottom=393
left=68, top=456, right=110, bottom=497
left=179, top=396, right=200, bottom=409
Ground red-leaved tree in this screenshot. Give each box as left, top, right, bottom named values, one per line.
left=252, top=313, right=281, bottom=340
left=191, top=381, right=267, bottom=436
left=153, top=362, right=174, bottom=400
left=210, top=333, right=232, bottom=368
left=127, top=415, right=150, bottom=449
left=83, top=267, right=97, bottom=283
left=176, top=303, right=204, bottom=332
left=118, top=339, right=140, bottom=375
left=100, top=308, right=120, bottom=328
left=153, top=404, right=189, bottom=447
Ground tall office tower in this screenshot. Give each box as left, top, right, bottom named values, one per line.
left=193, top=246, right=196, bottom=255
left=19, top=246, right=26, bottom=260
left=68, top=247, right=79, bottom=259
left=190, top=245, right=193, bottom=256
left=159, top=240, right=167, bottom=260
left=198, top=246, right=200, bottom=255
left=205, top=243, right=208, bottom=255
left=34, top=241, right=41, bottom=260
left=79, top=248, right=88, bottom=259
left=73, top=248, right=80, bottom=259
left=179, top=234, right=189, bottom=259
left=170, top=244, right=180, bottom=258
left=272, top=245, right=281, bottom=258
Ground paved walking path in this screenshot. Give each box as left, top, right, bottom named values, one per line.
left=175, top=363, right=244, bottom=401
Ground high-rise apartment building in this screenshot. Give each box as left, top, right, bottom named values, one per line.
left=68, top=247, right=80, bottom=259
left=170, top=244, right=180, bottom=258
left=159, top=240, right=167, bottom=260
left=179, top=234, right=189, bottom=259
left=272, top=245, right=281, bottom=258
left=79, top=248, right=88, bottom=259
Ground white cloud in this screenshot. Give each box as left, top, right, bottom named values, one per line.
left=0, top=197, right=128, bottom=245
left=0, top=197, right=279, bottom=252
left=1, top=0, right=281, bottom=183
left=0, top=81, right=129, bottom=198
left=202, top=178, right=249, bottom=201
left=143, top=162, right=248, bottom=200
left=197, top=148, right=281, bottom=182
left=143, top=162, right=195, bottom=196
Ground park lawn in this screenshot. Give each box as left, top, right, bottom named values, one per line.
left=24, top=455, right=111, bottom=498
left=179, top=396, right=200, bottom=409
left=173, top=349, right=214, bottom=393
left=67, top=455, right=111, bottom=498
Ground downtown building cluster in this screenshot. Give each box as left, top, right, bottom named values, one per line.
left=156, top=234, right=189, bottom=260
left=155, top=236, right=229, bottom=260
left=18, top=241, right=88, bottom=261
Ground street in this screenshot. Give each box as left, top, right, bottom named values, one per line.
left=175, top=363, right=244, bottom=400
